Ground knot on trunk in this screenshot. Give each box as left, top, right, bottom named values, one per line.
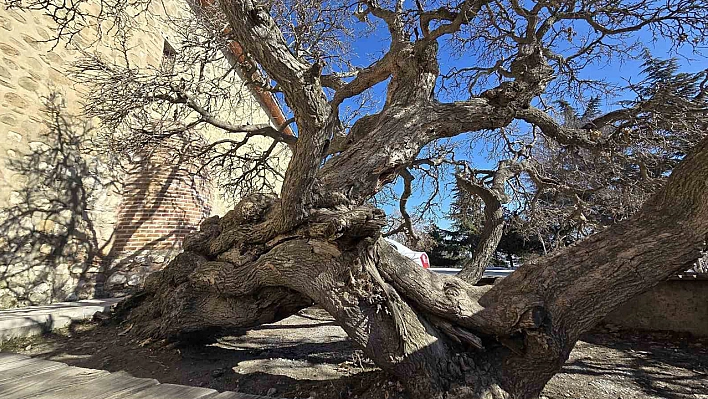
left=156, top=252, right=208, bottom=288
left=183, top=216, right=222, bottom=253
left=311, top=183, right=354, bottom=209
left=183, top=193, right=277, bottom=256
left=481, top=81, right=524, bottom=108
left=222, top=193, right=277, bottom=228
left=307, top=205, right=386, bottom=241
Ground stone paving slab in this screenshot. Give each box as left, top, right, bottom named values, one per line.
left=30, top=370, right=160, bottom=399
left=0, top=364, right=109, bottom=399
left=0, top=356, right=68, bottom=382
left=0, top=353, right=275, bottom=399
left=0, top=298, right=125, bottom=340
left=0, top=299, right=120, bottom=315
left=0, top=351, right=30, bottom=364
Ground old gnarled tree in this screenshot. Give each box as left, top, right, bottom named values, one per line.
left=11, top=0, right=708, bottom=397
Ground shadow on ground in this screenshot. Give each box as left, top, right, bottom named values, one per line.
left=0, top=307, right=404, bottom=399
left=1, top=307, right=707, bottom=399
left=543, top=328, right=708, bottom=399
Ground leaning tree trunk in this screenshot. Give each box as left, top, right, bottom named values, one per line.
left=457, top=200, right=505, bottom=282
left=115, top=2, right=708, bottom=398
left=118, top=136, right=708, bottom=399
left=456, top=159, right=525, bottom=282
left=118, top=195, right=509, bottom=398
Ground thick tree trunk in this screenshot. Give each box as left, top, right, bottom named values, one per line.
left=455, top=160, right=524, bottom=282
left=118, top=139, right=708, bottom=399
left=457, top=202, right=505, bottom=282
left=117, top=195, right=508, bottom=398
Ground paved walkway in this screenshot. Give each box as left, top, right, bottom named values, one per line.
left=0, top=352, right=268, bottom=398
left=0, top=298, right=125, bottom=341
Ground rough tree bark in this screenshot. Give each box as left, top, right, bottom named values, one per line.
left=119, top=135, right=708, bottom=399
left=111, top=1, right=708, bottom=398
left=456, top=160, right=527, bottom=282
left=8, top=0, right=704, bottom=395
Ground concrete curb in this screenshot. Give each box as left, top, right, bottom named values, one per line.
left=0, top=298, right=125, bottom=341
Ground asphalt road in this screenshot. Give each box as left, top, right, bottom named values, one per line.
left=429, top=267, right=514, bottom=278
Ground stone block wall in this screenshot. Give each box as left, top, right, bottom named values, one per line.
left=0, top=1, right=288, bottom=307
left=0, top=2, right=117, bottom=305
left=603, top=277, right=708, bottom=337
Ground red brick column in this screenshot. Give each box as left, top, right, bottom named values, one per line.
left=98, top=135, right=212, bottom=295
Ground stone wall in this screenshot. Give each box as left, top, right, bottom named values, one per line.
left=603, top=277, right=708, bottom=337
left=0, top=1, right=288, bottom=307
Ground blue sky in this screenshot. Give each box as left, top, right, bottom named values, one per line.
left=339, top=12, right=707, bottom=229
left=277, top=7, right=707, bottom=230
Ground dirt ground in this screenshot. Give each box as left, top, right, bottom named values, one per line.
left=1, top=307, right=707, bottom=399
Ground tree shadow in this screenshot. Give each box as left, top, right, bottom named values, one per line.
left=91, top=114, right=215, bottom=296
left=7, top=308, right=705, bottom=399
left=2, top=313, right=401, bottom=398
left=96, top=144, right=204, bottom=295
left=0, top=94, right=115, bottom=307
left=0, top=94, right=209, bottom=307
left=559, top=331, right=708, bottom=399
